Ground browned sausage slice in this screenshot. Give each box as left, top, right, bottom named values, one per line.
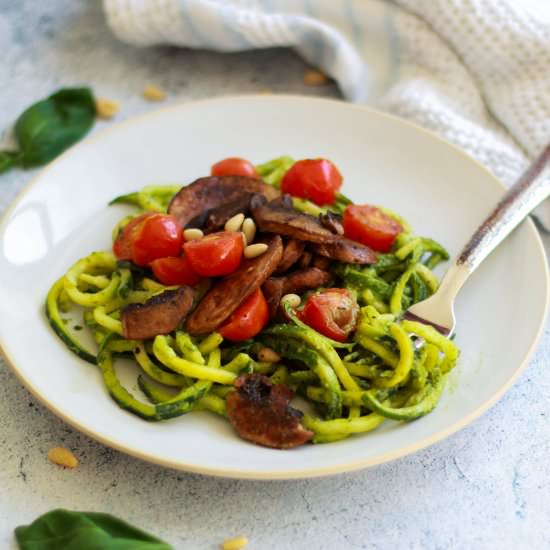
left=262, top=267, right=333, bottom=318
left=185, top=235, right=283, bottom=335
left=311, top=255, right=330, bottom=270
left=312, top=238, right=377, bottom=264
left=226, top=373, right=313, bottom=449
left=319, top=211, right=344, bottom=235
left=262, top=277, right=285, bottom=319
left=121, top=286, right=194, bottom=340
left=203, top=193, right=253, bottom=232
left=274, top=239, right=305, bottom=274
left=168, top=176, right=279, bottom=228
left=251, top=195, right=337, bottom=244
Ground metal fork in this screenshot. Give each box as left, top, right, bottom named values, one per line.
left=403, top=144, right=550, bottom=337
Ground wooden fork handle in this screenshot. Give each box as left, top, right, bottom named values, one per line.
left=457, top=143, right=550, bottom=272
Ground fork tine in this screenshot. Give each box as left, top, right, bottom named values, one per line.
left=401, top=310, right=453, bottom=338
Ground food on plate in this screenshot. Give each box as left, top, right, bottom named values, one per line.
left=227, top=373, right=314, bottom=448
left=211, top=156, right=259, bottom=178
left=46, top=155, right=459, bottom=448
left=168, top=175, right=278, bottom=228
left=121, top=286, right=195, bottom=340
left=281, top=158, right=342, bottom=205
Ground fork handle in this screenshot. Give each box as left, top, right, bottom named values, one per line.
left=434, top=144, right=550, bottom=301
left=456, top=143, right=550, bottom=272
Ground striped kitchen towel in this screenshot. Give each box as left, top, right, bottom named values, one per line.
left=103, top=0, right=550, bottom=225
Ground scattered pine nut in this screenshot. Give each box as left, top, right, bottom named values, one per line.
left=224, top=213, right=245, bottom=233
left=240, top=232, right=247, bottom=248
left=242, top=218, right=256, bottom=245
left=281, top=293, right=300, bottom=308
left=258, top=347, right=281, bottom=363
left=143, top=84, right=166, bottom=102
left=47, top=447, right=79, bottom=469
left=303, top=69, right=329, bottom=86
left=221, top=536, right=248, bottom=550
left=183, top=228, right=204, bottom=241
left=95, top=98, right=120, bottom=120
left=244, top=243, right=268, bottom=259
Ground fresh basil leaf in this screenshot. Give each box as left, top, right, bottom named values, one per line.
left=15, top=509, right=173, bottom=550
left=0, top=151, right=21, bottom=173
left=14, top=88, right=95, bottom=167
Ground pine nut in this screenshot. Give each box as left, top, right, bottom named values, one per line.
left=143, top=84, right=166, bottom=101
left=242, top=218, right=256, bottom=245
left=95, top=98, right=120, bottom=120
left=244, top=243, right=268, bottom=259
left=303, top=69, right=329, bottom=86
left=183, top=228, right=204, bottom=241
left=281, top=293, right=301, bottom=308
left=222, top=536, right=248, bottom=550
left=224, top=213, right=245, bottom=233
left=47, top=447, right=79, bottom=468
left=258, top=347, right=281, bottom=363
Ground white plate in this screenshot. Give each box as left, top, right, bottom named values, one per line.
left=0, top=96, right=547, bottom=479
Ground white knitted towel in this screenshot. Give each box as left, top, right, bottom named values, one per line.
left=103, top=0, right=550, bottom=226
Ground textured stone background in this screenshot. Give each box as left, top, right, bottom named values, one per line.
left=1, top=2, right=549, bottom=549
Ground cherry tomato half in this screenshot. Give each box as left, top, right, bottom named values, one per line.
left=343, top=204, right=403, bottom=253
left=211, top=157, right=259, bottom=178
left=183, top=231, right=243, bottom=277
left=131, top=214, right=183, bottom=266
left=299, top=288, right=359, bottom=342
left=150, top=256, right=203, bottom=286
left=281, top=158, right=343, bottom=206
left=113, top=213, right=152, bottom=261
left=219, top=289, right=269, bottom=342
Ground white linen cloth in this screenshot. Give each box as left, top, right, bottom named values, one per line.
left=103, top=0, right=550, bottom=226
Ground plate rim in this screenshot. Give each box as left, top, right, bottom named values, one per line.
left=0, top=94, right=548, bottom=479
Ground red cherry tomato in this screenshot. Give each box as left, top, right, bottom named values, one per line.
left=131, top=214, right=183, bottom=266
left=299, top=288, right=359, bottom=342
left=150, top=256, right=203, bottom=286
left=343, top=204, right=403, bottom=253
left=183, top=231, right=243, bottom=277
left=113, top=213, right=153, bottom=261
left=281, top=158, right=343, bottom=206
left=211, top=157, right=259, bottom=178
left=219, top=289, right=269, bottom=342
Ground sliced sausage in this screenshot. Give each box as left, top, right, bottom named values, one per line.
left=262, top=267, right=333, bottom=318
left=203, top=192, right=253, bottom=232
left=275, top=239, right=305, bottom=274
left=312, top=238, right=377, bottom=264
left=298, top=250, right=312, bottom=269
left=168, top=176, right=279, bottom=228
left=121, top=286, right=194, bottom=340
left=311, top=255, right=330, bottom=270
left=280, top=267, right=332, bottom=295
left=262, top=277, right=285, bottom=318
left=319, top=211, right=344, bottom=235
left=226, top=373, right=313, bottom=449
left=269, top=193, right=293, bottom=209
left=185, top=235, right=283, bottom=334
left=250, top=195, right=337, bottom=244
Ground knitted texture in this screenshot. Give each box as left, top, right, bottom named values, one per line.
left=103, top=0, right=550, bottom=222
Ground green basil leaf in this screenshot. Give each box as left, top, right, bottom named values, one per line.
left=14, top=88, right=95, bottom=167
left=14, top=509, right=173, bottom=550
left=0, top=151, right=21, bottom=174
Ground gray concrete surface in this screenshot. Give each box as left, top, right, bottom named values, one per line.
left=0, top=2, right=549, bottom=549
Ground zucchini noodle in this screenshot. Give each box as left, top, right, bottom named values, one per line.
left=45, top=160, right=459, bottom=445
